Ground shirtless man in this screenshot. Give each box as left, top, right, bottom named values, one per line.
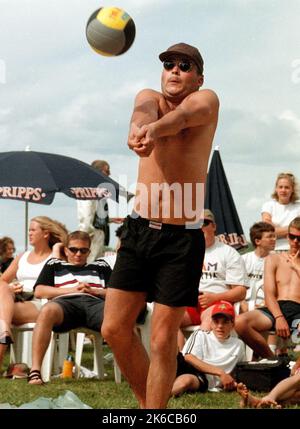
left=235, top=217, right=300, bottom=359
left=101, top=43, right=219, bottom=409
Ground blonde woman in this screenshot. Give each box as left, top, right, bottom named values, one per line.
left=0, top=216, right=68, bottom=371
left=262, top=172, right=300, bottom=251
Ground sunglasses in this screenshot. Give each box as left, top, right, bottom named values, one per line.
left=288, top=233, right=300, bottom=243
left=203, top=219, right=213, bottom=227
left=163, top=60, right=193, bottom=73
left=68, top=247, right=90, bottom=255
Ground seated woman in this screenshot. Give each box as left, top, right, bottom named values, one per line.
left=262, top=172, right=300, bottom=252
left=0, top=236, right=16, bottom=274
left=0, top=216, right=68, bottom=372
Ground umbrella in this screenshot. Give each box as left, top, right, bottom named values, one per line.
left=204, top=146, right=248, bottom=250
left=0, top=150, right=126, bottom=249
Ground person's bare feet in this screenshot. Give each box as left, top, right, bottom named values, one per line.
left=237, top=383, right=281, bottom=408
left=237, top=383, right=261, bottom=408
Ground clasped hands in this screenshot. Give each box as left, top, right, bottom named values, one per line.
left=128, top=123, right=155, bottom=157
left=73, top=282, right=100, bottom=296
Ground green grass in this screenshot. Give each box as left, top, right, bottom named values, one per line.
left=0, top=346, right=299, bottom=409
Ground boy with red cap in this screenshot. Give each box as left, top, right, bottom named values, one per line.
left=172, top=301, right=246, bottom=396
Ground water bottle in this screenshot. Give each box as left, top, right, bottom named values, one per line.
left=61, top=354, right=74, bottom=379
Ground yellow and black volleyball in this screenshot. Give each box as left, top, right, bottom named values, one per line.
left=86, top=6, right=136, bottom=56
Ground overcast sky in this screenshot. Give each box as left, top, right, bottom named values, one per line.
left=0, top=0, right=300, bottom=251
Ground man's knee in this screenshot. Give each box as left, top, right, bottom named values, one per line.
left=151, top=330, right=176, bottom=356
left=101, top=318, right=122, bottom=343
left=235, top=314, right=250, bottom=335
left=38, top=302, right=61, bottom=324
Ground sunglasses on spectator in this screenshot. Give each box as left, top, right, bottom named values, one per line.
left=288, top=233, right=300, bottom=243
left=203, top=219, right=213, bottom=227
left=68, top=247, right=90, bottom=255
left=163, top=60, right=194, bottom=73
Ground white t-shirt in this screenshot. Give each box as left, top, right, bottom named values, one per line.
left=199, top=241, right=249, bottom=294
left=261, top=200, right=300, bottom=251
left=182, top=329, right=246, bottom=391
left=242, top=251, right=265, bottom=305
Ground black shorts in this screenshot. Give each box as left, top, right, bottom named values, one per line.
left=258, top=300, right=300, bottom=330
left=51, top=294, right=105, bottom=333
left=109, top=215, right=205, bottom=307
left=176, top=352, right=208, bottom=393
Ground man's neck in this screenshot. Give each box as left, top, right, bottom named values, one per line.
left=254, top=247, right=269, bottom=258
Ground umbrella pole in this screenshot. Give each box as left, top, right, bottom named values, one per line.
left=25, top=202, right=28, bottom=251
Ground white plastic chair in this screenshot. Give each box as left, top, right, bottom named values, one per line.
left=10, top=323, right=69, bottom=382
left=73, top=328, right=105, bottom=380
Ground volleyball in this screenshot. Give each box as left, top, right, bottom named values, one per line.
left=86, top=6, right=136, bottom=56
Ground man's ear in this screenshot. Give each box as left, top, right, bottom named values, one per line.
left=198, top=74, right=204, bottom=87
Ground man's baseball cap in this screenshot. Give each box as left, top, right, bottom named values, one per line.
left=211, top=301, right=235, bottom=321
left=203, top=209, right=215, bottom=223
left=159, top=43, right=204, bottom=74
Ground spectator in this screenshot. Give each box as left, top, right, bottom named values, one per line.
left=0, top=236, right=15, bottom=274
left=0, top=216, right=67, bottom=372
left=240, top=222, right=276, bottom=312
left=77, top=160, right=122, bottom=261
left=262, top=172, right=300, bottom=252
left=178, top=209, right=248, bottom=348
left=235, top=217, right=300, bottom=359
left=172, top=301, right=245, bottom=396
left=27, top=231, right=111, bottom=385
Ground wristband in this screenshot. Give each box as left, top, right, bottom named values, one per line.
left=275, top=315, right=284, bottom=319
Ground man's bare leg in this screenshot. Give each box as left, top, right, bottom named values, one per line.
left=29, top=302, right=64, bottom=384
left=178, top=311, right=193, bottom=351
left=235, top=310, right=275, bottom=359
left=146, top=304, right=185, bottom=409
left=237, top=375, right=300, bottom=409
left=102, top=289, right=149, bottom=408
left=262, top=374, right=300, bottom=406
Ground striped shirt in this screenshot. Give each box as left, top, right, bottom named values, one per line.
left=34, top=257, right=112, bottom=294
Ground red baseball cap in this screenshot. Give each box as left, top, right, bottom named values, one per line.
left=211, top=301, right=235, bottom=321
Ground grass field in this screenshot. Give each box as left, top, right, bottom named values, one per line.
left=0, top=345, right=299, bottom=410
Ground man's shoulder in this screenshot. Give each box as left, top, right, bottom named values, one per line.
left=136, top=88, right=161, bottom=100
left=45, top=257, right=66, bottom=266
left=213, top=240, right=240, bottom=257
left=89, top=258, right=112, bottom=270
left=186, top=88, right=219, bottom=104
left=265, top=251, right=283, bottom=267
left=242, top=250, right=255, bottom=261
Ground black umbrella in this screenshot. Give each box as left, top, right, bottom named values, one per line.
left=204, top=147, right=248, bottom=250
left=0, top=150, right=126, bottom=248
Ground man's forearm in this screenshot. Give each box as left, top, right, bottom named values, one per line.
left=150, top=108, right=186, bottom=139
